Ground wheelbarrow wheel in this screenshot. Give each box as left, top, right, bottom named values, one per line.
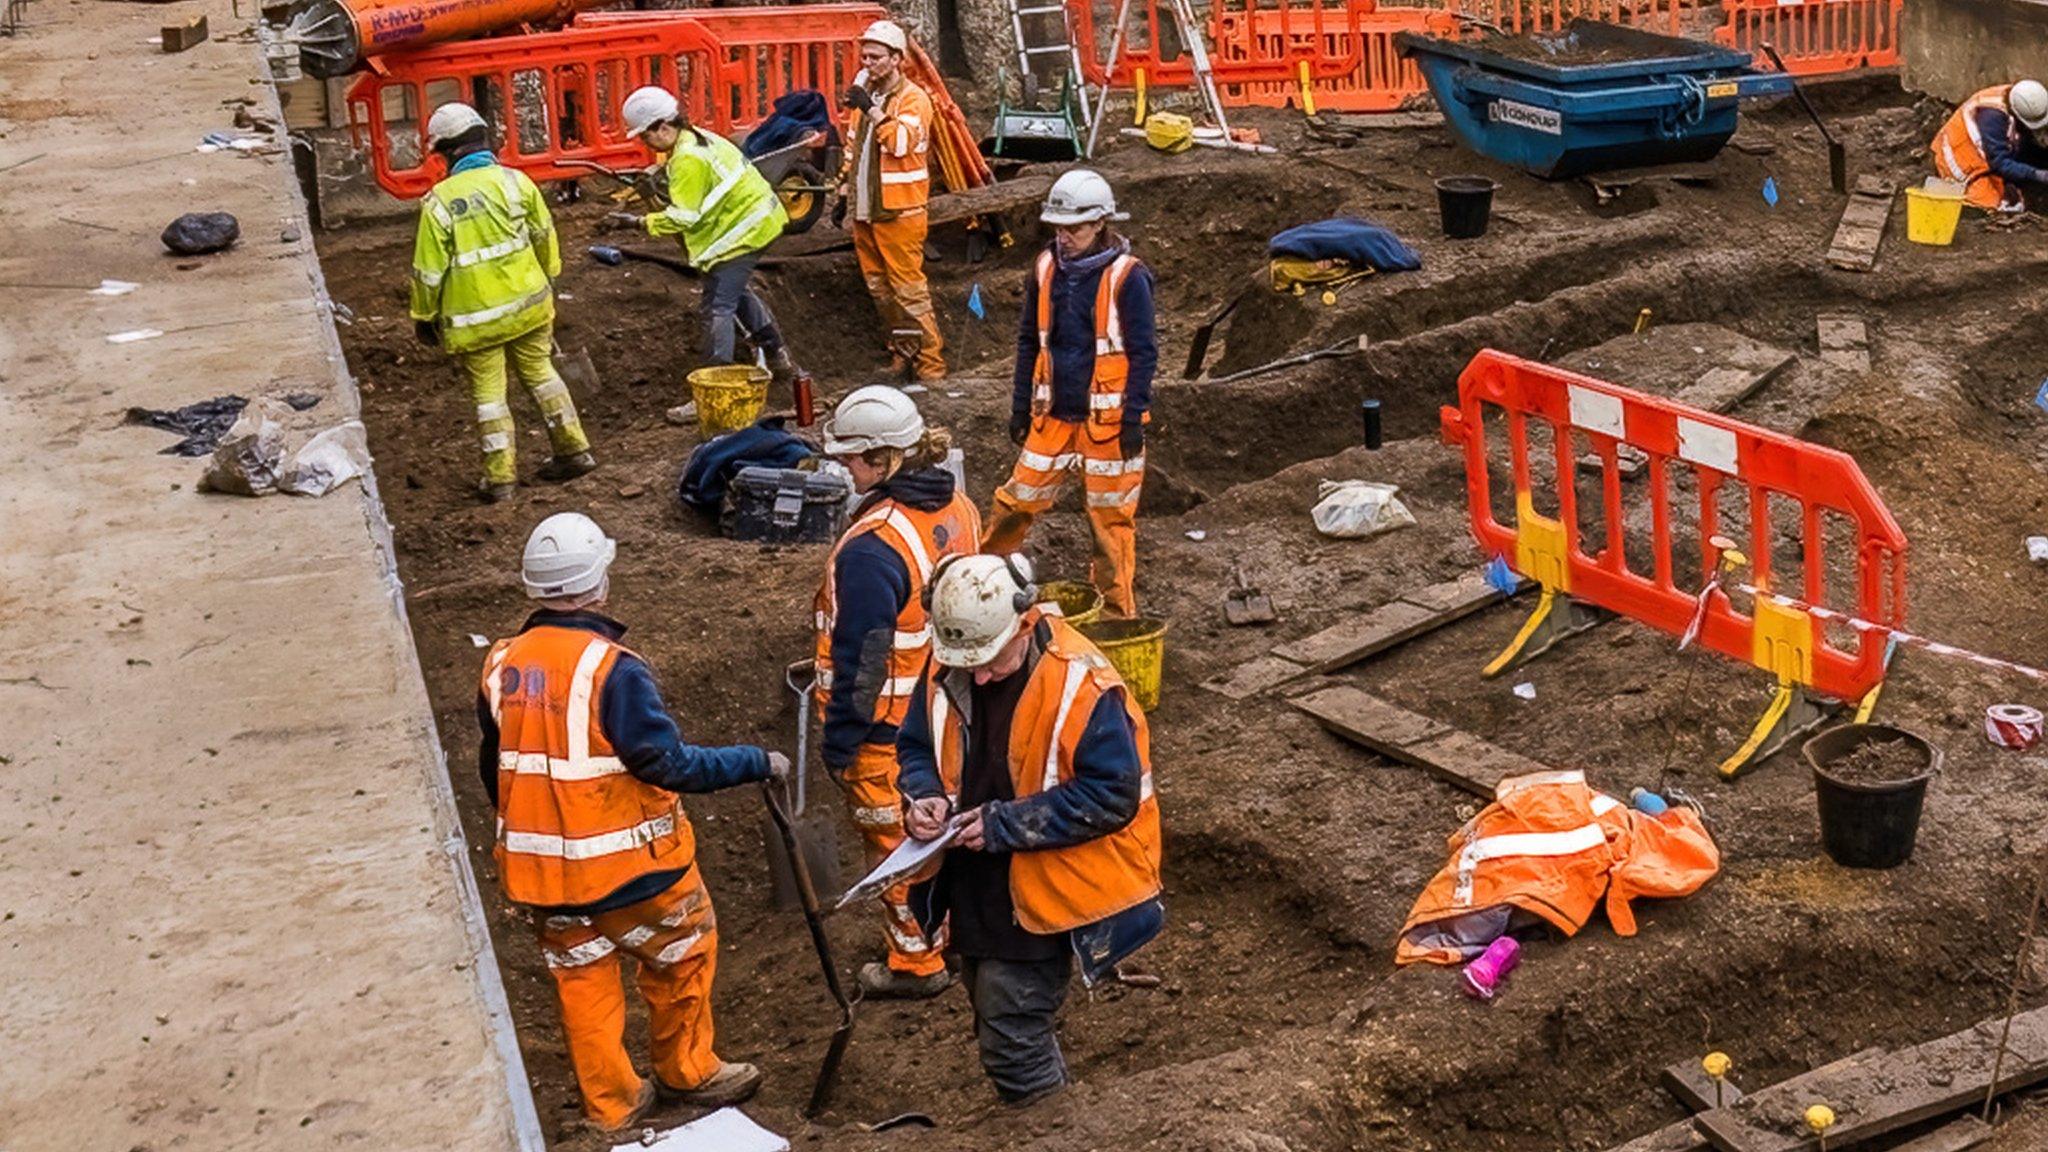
left=776, top=162, right=827, bottom=235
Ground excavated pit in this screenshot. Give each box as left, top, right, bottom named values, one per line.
left=314, top=81, right=2048, bottom=1151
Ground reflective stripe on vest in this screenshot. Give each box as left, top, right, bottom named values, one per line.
left=452, top=227, right=532, bottom=268
left=1031, top=251, right=1140, bottom=415
left=502, top=812, right=678, bottom=861
left=449, top=285, right=551, bottom=330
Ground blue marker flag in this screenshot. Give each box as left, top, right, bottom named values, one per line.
left=1762, top=177, right=1779, bottom=207
left=1483, top=556, right=1519, bottom=597
left=2034, top=378, right=2048, bottom=413
left=968, top=283, right=986, bottom=320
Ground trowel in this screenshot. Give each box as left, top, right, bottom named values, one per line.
left=1224, top=563, right=1277, bottom=626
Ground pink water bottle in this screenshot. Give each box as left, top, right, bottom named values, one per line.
left=1461, top=936, right=1521, bottom=1001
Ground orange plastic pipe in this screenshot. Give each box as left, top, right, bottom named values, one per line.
left=294, top=0, right=613, bottom=77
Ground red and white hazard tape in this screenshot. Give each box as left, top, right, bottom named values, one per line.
left=1735, top=584, right=2048, bottom=687
left=1986, top=704, right=2045, bottom=750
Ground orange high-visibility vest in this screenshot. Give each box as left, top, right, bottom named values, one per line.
left=925, top=609, right=1162, bottom=934
left=1395, top=770, right=1718, bottom=966
left=813, top=490, right=981, bottom=728
left=1934, top=85, right=2020, bottom=209
left=1029, top=250, right=1146, bottom=430
left=845, top=77, right=933, bottom=216
left=482, top=627, right=695, bottom=908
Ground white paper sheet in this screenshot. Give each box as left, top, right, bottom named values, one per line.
left=834, top=821, right=958, bottom=912
left=613, top=1107, right=787, bottom=1152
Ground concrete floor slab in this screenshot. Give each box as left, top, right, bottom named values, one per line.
left=0, top=4, right=539, bottom=1148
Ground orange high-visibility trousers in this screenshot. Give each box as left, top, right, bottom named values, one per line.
left=843, top=743, right=947, bottom=976
left=984, top=416, right=1144, bottom=617
left=852, top=214, right=945, bottom=379
left=533, top=867, right=723, bottom=1129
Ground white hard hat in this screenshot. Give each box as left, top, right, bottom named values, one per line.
left=622, top=86, right=681, bottom=139
left=1041, top=168, right=1128, bottom=225
left=522, top=512, right=617, bottom=599
left=860, top=19, right=907, bottom=54
left=425, top=102, right=486, bottom=149
left=822, top=385, right=925, bottom=455
left=929, top=554, right=1037, bottom=668
left=2012, top=79, right=2048, bottom=129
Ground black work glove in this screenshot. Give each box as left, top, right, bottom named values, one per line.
left=843, top=84, right=875, bottom=113
left=413, top=319, right=439, bottom=348
left=831, top=195, right=849, bottom=229
left=1119, top=421, right=1144, bottom=461
left=1009, top=412, right=1030, bottom=446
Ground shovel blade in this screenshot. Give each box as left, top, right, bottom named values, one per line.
left=764, top=810, right=842, bottom=911
left=1829, top=143, right=1847, bottom=194
left=555, top=345, right=601, bottom=398
left=1224, top=590, right=1277, bottom=626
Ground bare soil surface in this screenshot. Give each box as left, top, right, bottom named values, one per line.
left=316, top=81, right=2048, bottom=1150
left=1823, top=735, right=1932, bottom=785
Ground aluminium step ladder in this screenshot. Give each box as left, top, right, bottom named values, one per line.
left=1008, top=0, right=1096, bottom=133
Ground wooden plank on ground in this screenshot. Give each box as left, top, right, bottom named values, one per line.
left=1825, top=175, right=1897, bottom=273
left=161, top=13, right=207, bottom=51
left=1201, top=572, right=1509, bottom=699
left=1561, top=324, right=1794, bottom=477
left=1817, top=314, right=1871, bottom=374
left=1601, top=1050, right=1881, bottom=1152
left=1694, top=1010, right=2048, bottom=1152
left=1891, top=1116, right=1993, bottom=1152
left=1662, top=1061, right=1745, bottom=1113
left=1291, top=684, right=1547, bottom=796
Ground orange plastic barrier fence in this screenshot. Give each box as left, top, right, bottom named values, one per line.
left=1714, top=0, right=1902, bottom=75
left=1215, top=5, right=1459, bottom=112
left=349, top=3, right=989, bottom=200
left=1438, top=350, right=1907, bottom=706
left=1447, top=0, right=1692, bottom=36
left=1070, top=0, right=1372, bottom=88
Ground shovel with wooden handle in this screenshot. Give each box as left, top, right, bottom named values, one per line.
left=1758, top=43, right=1847, bottom=194
left=551, top=339, right=600, bottom=399
left=763, top=660, right=842, bottom=911
left=761, top=775, right=856, bottom=1118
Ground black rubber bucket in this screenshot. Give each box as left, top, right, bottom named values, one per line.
left=1803, top=724, right=1939, bottom=870
left=1435, top=175, right=1498, bottom=239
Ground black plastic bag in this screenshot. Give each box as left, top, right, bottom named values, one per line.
left=161, top=212, right=241, bottom=256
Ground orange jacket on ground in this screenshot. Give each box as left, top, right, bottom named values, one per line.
left=902, top=608, right=1162, bottom=934
left=813, top=482, right=980, bottom=737
left=843, top=73, right=933, bottom=220
left=1396, top=770, right=1718, bottom=966
left=1028, top=248, right=1148, bottom=430
left=1934, top=85, right=2025, bottom=209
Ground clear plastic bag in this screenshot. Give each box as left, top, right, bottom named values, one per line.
left=1311, top=479, right=1414, bottom=539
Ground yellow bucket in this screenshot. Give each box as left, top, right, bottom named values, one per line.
left=1041, top=580, right=1104, bottom=627
left=1077, top=617, right=1168, bottom=712
left=688, top=364, right=771, bottom=437
left=1905, top=184, right=1964, bottom=246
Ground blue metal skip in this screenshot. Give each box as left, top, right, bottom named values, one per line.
left=1398, top=20, right=1795, bottom=179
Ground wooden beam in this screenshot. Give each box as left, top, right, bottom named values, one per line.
left=1825, top=175, right=1896, bottom=273
left=1662, top=1061, right=1745, bottom=1113
left=1890, top=1116, right=1993, bottom=1152
left=161, top=14, right=207, bottom=52
left=1291, top=684, right=1548, bottom=796
left=1600, top=1051, right=1880, bottom=1152
left=1695, top=1011, right=2048, bottom=1152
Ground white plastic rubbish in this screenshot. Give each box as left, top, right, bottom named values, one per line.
left=1311, top=479, right=1414, bottom=539
left=280, top=420, right=371, bottom=496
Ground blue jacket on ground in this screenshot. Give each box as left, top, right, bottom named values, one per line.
left=743, top=89, right=841, bottom=158
left=1973, top=105, right=2048, bottom=191
left=1010, top=239, right=1157, bottom=425
left=821, top=466, right=960, bottom=773
left=677, top=418, right=813, bottom=510
left=1268, top=216, right=1421, bottom=272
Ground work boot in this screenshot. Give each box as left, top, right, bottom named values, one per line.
left=536, top=451, right=597, bottom=483
left=586, top=1080, right=658, bottom=1136
left=656, top=1061, right=762, bottom=1109
left=857, top=961, right=955, bottom=1000
left=477, top=480, right=517, bottom=504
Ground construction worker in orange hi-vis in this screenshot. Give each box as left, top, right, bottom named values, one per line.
left=836, top=20, right=946, bottom=381
left=479, top=512, right=789, bottom=1134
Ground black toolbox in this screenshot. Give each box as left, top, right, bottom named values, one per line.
left=723, top=466, right=850, bottom=544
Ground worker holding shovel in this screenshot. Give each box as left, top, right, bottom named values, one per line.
left=812, top=386, right=979, bottom=998
left=612, top=86, right=805, bottom=383
left=983, top=170, right=1157, bottom=618
left=410, top=101, right=595, bottom=503
left=480, top=512, right=789, bottom=1133
left=897, top=553, right=1165, bottom=1103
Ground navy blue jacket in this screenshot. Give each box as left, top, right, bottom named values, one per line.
left=894, top=631, right=1144, bottom=853
left=1011, top=242, right=1157, bottom=425
left=821, top=467, right=961, bottom=773
left=1973, top=105, right=2048, bottom=191
left=476, top=610, right=770, bottom=913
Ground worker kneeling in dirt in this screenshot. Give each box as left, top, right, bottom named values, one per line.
left=896, top=553, right=1164, bottom=1103
left=480, top=512, right=788, bottom=1133
left=813, top=386, right=981, bottom=999
left=612, top=86, right=803, bottom=382
left=1932, top=78, right=2048, bottom=212
left=983, top=170, right=1157, bottom=619
left=836, top=20, right=946, bottom=382
left=411, top=102, right=595, bottom=503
